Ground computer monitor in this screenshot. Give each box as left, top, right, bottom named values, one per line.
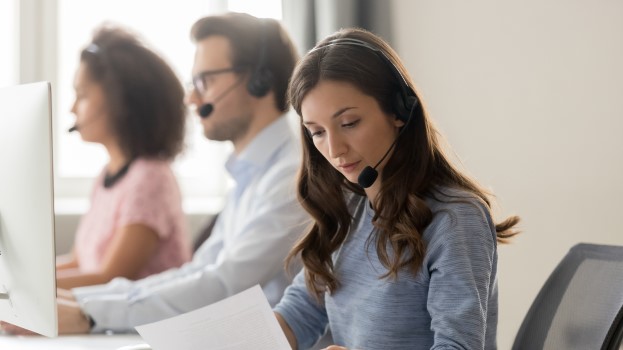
left=0, top=82, right=58, bottom=337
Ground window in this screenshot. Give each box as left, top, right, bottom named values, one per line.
left=54, top=0, right=283, bottom=200
left=0, top=0, right=17, bottom=87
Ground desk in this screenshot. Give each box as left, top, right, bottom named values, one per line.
left=0, top=334, right=144, bottom=350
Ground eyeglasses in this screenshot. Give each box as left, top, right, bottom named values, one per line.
left=190, top=66, right=244, bottom=96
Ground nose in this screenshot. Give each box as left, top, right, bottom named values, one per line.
left=185, top=87, right=202, bottom=109
left=327, top=132, right=347, bottom=159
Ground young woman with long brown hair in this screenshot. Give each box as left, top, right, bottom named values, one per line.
left=274, top=28, right=519, bottom=350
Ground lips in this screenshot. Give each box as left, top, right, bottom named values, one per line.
left=337, top=161, right=360, bottom=174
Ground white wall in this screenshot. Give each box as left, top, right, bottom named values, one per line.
left=392, top=0, right=623, bottom=348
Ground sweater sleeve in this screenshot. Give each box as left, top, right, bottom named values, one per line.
left=425, top=200, right=497, bottom=350
left=273, top=270, right=329, bottom=350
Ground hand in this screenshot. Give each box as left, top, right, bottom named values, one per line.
left=57, top=297, right=91, bottom=334
left=0, top=321, right=38, bottom=336
left=57, top=288, right=77, bottom=301
left=0, top=297, right=90, bottom=336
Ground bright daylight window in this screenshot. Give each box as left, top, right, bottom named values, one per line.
left=0, top=0, right=17, bottom=88
left=56, top=0, right=282, bottom=201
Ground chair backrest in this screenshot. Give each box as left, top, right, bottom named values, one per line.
left=512, top=243, right=623, bottom=350
left=192, top=213, right=219, bottom=253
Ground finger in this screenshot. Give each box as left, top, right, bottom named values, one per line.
left=57, top=288, right=76, bottom=301
left=0, top=321, right=38, bottom=336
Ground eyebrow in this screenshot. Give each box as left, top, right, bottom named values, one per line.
left=302, top=106, right=357, bottom=125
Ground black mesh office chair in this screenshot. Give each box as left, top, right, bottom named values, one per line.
left=512, top=243, right=623, bottom=350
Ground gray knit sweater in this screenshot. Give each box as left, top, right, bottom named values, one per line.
left=274, top=188, right=498, bottom=350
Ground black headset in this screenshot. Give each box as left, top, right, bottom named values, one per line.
left=246, top=19, right=273, bottom=97
left=315, top=38, right=419, bottom=122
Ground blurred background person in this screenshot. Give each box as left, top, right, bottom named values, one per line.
left=55, top=26, right=192, bottom=289
left=0, top=13, right=306, bottom=336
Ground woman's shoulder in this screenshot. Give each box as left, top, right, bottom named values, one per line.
left=422, top=186, right=497, bottom=267
left=424, top=186, right=494, bottom=237
left=426, top=186, right=488, bottom=213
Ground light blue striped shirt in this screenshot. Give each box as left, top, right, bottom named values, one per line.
left=274, top=187, right=498, bottom=349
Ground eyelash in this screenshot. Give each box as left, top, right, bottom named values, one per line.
left=308, top=120, right=360, bottom=138
left=343, top=120, right=359, bottom=128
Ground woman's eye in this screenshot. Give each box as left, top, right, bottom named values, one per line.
left=309, top=129, right=324, bottom=137
left=342, top=119, right=360, bottom=128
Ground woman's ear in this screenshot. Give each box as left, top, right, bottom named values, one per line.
left=393, top=115, right=406, bottom=128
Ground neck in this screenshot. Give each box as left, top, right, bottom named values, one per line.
left=232, top=100, right=282, bottom=155
left=364, top=179, right=382, bottom=208
left=104, top=142, right=129, bottom=173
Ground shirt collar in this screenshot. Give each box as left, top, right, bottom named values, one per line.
left=225, top=116, right=293, bottom=186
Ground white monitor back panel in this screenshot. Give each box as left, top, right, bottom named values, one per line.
left=0, top=82, right=58, bottom=337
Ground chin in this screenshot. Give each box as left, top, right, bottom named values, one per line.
left=201, top=123, right=217, bottom=140
left=202, top=128, right=227, bottom=142
left=79, top=133, right=94, bottom=143
left=342, top=173, right=360, bottom=184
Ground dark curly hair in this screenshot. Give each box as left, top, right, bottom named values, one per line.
left=80, top=25, right=186, bottom=160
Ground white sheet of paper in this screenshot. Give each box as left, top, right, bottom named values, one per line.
left=135, top=285, right=291, bottom=350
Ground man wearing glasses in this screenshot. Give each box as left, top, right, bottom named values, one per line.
left=4, top=13, right=306, bottom=335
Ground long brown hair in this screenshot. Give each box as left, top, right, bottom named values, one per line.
left=287, top=28, right=520, bottom=299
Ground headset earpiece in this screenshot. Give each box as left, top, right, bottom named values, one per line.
left=393, top=93, right=417, bottom=122
left=247, top=67, right=273, bottom=97
left=247, top=20, right=273, bottom=97
left=395, top=94, right=419, bottom=122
